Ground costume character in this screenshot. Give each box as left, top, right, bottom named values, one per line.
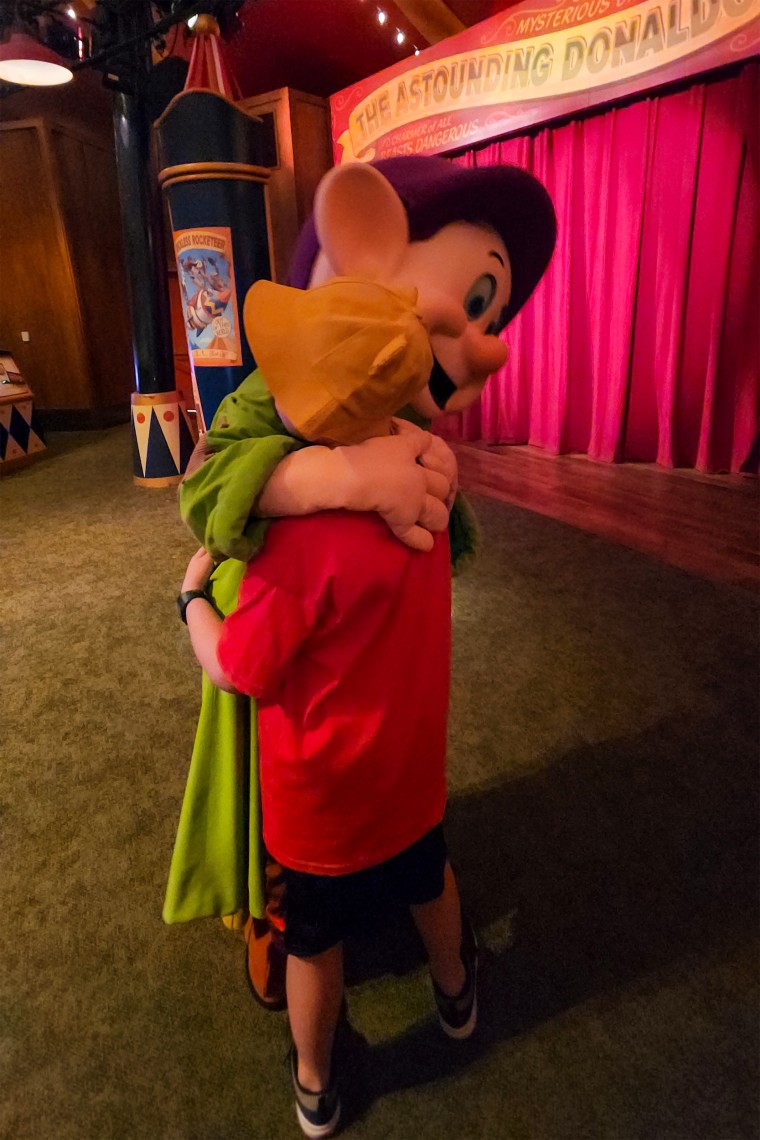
left=165, top=156, right=556, bottom=1011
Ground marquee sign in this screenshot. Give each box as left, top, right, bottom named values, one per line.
left=331, top=0, right=759, bottom=162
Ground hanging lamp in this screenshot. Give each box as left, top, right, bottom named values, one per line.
left=0, top=29, right=73, bottom=86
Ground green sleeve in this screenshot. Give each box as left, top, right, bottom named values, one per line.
left=179, top=369, right=304, bottom=562
left=394, top=404, right=480, bottom=575
left=180, top=373, right=479, bottom=569
left=449, top=491, right=480, bottom=575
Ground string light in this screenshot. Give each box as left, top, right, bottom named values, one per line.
left=362, top=3, right=418, bottom=57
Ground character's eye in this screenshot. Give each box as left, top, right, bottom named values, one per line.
left=464, top=274, right=497, bottom=322
left=485, top=305, right=509, bottom=337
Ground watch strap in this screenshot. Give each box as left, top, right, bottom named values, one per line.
left=177, top=589, right=209, bottom=624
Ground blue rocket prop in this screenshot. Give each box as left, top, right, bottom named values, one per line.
left=156, top=32, right=273, bottom=429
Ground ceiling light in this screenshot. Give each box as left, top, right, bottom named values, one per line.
left=66, top=5, right=77, bottom=17
left=395, top=29, right=405, bottom=44
left=377, top=9, right=387, bottom=25
left=414, top=46, right=420, bottom=55
left=0, top=32, right=74, bottom=86
left=187, top=14, right=199, bottom=28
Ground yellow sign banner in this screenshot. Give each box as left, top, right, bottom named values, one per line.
left=337, top=0, right=757, bottom=162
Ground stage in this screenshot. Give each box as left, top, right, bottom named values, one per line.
left=453, top=442, right=760, bottom=593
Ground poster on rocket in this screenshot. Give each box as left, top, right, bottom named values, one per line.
left=174, top=227, right=242, bottom=368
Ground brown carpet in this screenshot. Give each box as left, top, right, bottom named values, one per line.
left=1, top=425, right=757, bottom=1139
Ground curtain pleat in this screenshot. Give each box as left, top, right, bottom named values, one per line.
left=438, top=61, right=759, bottom=473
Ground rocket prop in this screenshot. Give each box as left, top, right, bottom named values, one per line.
left=156, top=14, right=273, bottom=431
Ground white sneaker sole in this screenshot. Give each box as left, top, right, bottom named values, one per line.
left=438, top=934, right=479, bottom=1039
left=295, top=1100, right=341, bottom=1139
left=439, top=991, right=478, bottom=1039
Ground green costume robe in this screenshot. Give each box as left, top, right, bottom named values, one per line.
left=163, top=369, right=478, bottom=923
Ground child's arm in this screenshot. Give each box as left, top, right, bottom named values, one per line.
left=179, top=371, right=302, bottom=562
left=256, top=424, right=453, bottom=551
left=181, top=541, right=319, bottom=700
left=180, top=370, right=456, bottom=561
left=180, top=549, right=236, bottom=693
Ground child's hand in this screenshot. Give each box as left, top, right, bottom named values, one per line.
left=182, top=547, right=215, bottom=593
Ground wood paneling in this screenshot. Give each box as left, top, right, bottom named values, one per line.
left=239, top=89, right=332, bottom=283
left=289, top=93, right=334, bottom=227
left=0, top=70, right=113, bottom=135
left=0, top=111, right=133, bottom=422
left=453, top=442, right=760, bottom=591
left=0, top=123, right=90, bottom=410
left=49, top=125, right=133, bottom=409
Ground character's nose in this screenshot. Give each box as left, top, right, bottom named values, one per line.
left=467, top=326, right=509, bottom=379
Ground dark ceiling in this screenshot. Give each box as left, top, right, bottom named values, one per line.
left=0, top=0, right=517, bottom=115
left=183, top=0, right=515, bottom=101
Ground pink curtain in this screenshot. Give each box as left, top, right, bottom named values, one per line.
left=438, top=62, right=759, bottom=474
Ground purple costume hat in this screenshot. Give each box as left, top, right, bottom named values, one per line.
left=288, top=155, right=557, bottom=328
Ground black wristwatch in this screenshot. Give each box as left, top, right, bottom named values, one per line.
left=177, top=589, right=209, bottom=624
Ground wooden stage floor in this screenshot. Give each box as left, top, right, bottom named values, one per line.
left=453, top=442, right=760, bottom=593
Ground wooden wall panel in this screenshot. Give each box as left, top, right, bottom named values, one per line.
left=289, top=92, right=333, bottom=228
left=1, top=78, right=136, bottom=427
left=0, top=70, right=113, bottom=136
left=239, top=88, right=332, bottom=283
left=239, top=89, right=299, bottom=284
left=49, top=126, right=133, bottom=410
left=0, top=124, right=90, bottom=410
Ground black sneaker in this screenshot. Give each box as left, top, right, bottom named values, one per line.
left=432, top=915, right=479, bottom=1039
left=290, top=1046, right=341, bottom=1138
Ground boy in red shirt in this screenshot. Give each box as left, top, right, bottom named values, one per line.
left=182, top=486, right=475, bottom=1139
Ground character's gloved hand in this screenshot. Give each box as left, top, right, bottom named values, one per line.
left=336, top=430, right=453, bottom=550
left=392, top=418, right=459, bottom=508
left=256, top=429, right=455, bottom=551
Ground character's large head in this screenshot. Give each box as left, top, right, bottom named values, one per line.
left=289, top=155, right=556, bottom=417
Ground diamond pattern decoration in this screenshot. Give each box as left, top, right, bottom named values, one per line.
left=132, top=392, right=194, bottom=482
left=0, top=395, right=47, bottom=470
left=9, top=404, right=30, bottom=452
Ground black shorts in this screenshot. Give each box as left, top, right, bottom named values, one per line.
left=281, top=824, right=448, bottom=959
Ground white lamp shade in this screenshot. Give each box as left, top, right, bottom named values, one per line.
left=0, top=32, right=74, bottom=86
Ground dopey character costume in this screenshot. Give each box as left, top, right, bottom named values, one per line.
left=164, top=156, right=556, bottom=1002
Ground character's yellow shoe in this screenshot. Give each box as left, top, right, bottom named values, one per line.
left=221, top=910, right=248, bottom=932
left=244, top=914, right=287, bottom=1011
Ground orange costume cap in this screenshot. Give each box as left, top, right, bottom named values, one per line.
left=243, top=277, right=433, bottom=445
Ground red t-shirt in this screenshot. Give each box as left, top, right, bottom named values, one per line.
left=217, top=510, right=451, bottom=875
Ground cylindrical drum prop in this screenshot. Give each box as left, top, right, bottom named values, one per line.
left=132, top=391, right=196, bottom=486
left=157, top=90, right=273, bottom=428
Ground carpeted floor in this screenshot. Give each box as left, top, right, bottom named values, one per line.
left=1, top=425, right=758, bottom=1140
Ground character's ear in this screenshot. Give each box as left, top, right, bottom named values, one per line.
left=314, top=163, right=409, bottom=281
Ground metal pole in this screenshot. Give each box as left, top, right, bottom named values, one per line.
left=110, top=3, right=173, bottom=396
